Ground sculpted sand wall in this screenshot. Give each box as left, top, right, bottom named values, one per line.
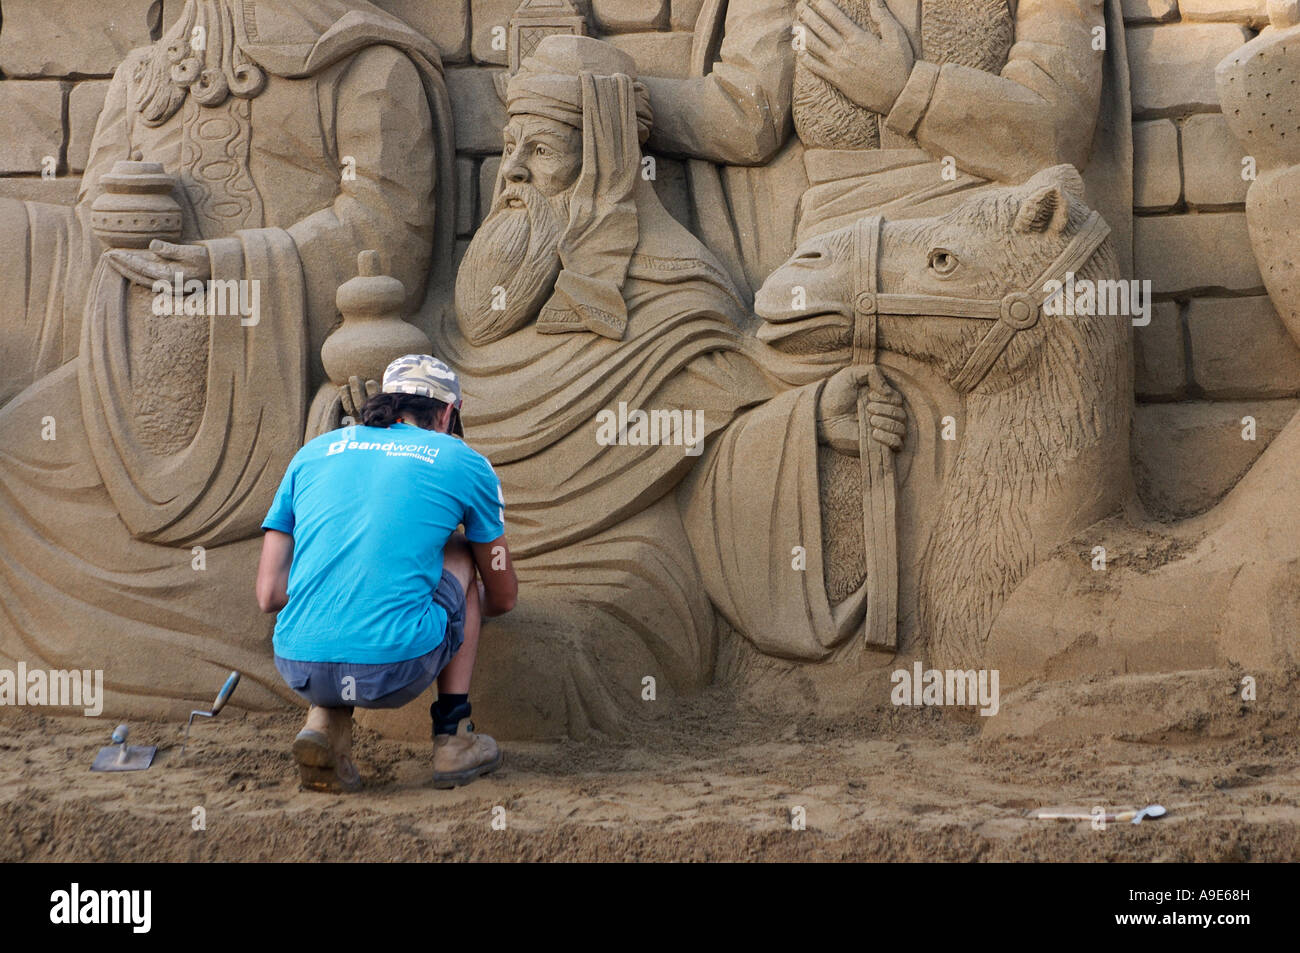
left=0, top=0, right=1287, bottom=518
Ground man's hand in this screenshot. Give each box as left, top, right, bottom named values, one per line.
left=104, top=239, right=212, bottom=289
left=817, top=364, right=906, bottom=455
left=797, top=0, right=914, bottom=116
left=339, top=376, right=380, bottom=425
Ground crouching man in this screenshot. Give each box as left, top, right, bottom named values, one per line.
left=255, top=354, right=517, bottom=792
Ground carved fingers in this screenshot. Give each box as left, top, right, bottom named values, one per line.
left=795, top=0, right=914, bottom=116
left=339, top=375, right=380, bottom=423
left=150, top=240, right=212, bottom=280
left=103, top=240, right=212, bottom=289
left=817, top=363, right=906, bottom=455
left=866, top=365, right=906, bottom=451
left=867, top=399, right=906, bottom=450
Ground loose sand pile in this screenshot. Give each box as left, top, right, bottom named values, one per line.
left=2, top=666, right=1296, bottom=862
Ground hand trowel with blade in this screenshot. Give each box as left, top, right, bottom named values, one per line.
left=90, top=723, right=156, bottom=772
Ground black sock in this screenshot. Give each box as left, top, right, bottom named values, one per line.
left=431, top=693, right=470, bottom=735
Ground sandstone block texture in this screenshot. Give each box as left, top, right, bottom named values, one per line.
left=0, top=176, right=82, bottom=205
left=1135, top=300, right=1187, bottom=399
left=1134, top=398, right=1299, bottom=516
left=1133, top=119, right=1181, bottom=210
left=1121, top=0, right=1179, bottom=22
left=1134, top=213, right=1262, bottom=294
left=446, top=67, right=509, bottom=154
left=1179, top=0, right=1268, bottom=25
left=671, top=0, right=707, bottom=30
left=67, top=80, right=112, bottom=174
left=471, top=0, right=521, bottom=64
left=1183, top=113, right=1250, bottom=207
left=0, top=81, right=65, bottom=175
left=478, top=155, right=501, bottom=225
left=456, top=155, right=479, bottom=237
left=605, top=31, right=695, bottom=78
left=1187, top=295, right=1300, bottom=398
left=1127, top=23, right=1251, bottom=115
left=374, top=0, right=471, bottom=62
left=0, top=0, right=157, bottom=77
left=592, top=0, right=671, bottom=32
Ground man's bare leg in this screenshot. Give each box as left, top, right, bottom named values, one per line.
left=438, top=532, right=481, bottom=695
left=431, top=533, right=500, bottom=787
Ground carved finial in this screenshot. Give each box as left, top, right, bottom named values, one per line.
left=508, top=0, right=586, bottom=73
left=324, top=253, right=430, bottom=386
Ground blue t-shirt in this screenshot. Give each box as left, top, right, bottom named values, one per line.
left=262, top=423, right=505, bottom=664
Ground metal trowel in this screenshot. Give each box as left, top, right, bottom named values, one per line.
left=91, top=723, right=156, bottom=772
left=180, top=670, right=241, bottom=755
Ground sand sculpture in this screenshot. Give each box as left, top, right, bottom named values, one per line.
left=0, top=0, right=1295, bottom=738
left=980, top=4, right=1300, bottom=687
left=0, top=0, right=456, bottom=712
left=686, top=165, right=1129, bottom=673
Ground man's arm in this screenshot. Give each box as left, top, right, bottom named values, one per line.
left=469, top=536, right=518, bottom=618
left=256, top=529, right=294, bottom=613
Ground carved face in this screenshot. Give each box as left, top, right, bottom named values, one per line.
left=454, top=117, right=579, bottom=345
left=500, top=115, right=583, bottom=198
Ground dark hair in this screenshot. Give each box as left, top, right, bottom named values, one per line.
left=359, top=392, right=448, bottom=429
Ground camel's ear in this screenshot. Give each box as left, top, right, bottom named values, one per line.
left=1014, top=184, right=1071, bottom=235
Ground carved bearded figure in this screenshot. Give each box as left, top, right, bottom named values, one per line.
left=0, top=0, right=455, bottom=714
left=422, top=36, right=785, bottom=737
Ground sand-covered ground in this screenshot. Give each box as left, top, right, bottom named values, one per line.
left=2, top=666, right=1297, bottom=862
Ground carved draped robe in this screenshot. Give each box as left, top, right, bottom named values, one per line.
left=0, top=1, right=453, bottom=715
left=432, top=182, right=775, bottom=726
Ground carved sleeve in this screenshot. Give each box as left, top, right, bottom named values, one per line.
left=885, top=0, right=1105, bottom=182
left=287, top=44, right=437, bottom=318
left=643, top=0, right=797, bottom=166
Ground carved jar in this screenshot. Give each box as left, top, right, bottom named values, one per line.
left=90, top=160, right=184, bottom=250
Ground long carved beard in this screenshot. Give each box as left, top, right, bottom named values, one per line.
left=455, top=183, right=570, bottom=345
left=132, top=0, right=267, bottom=127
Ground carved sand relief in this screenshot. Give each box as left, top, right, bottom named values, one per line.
left=0, top=0, right=1296, bottom=740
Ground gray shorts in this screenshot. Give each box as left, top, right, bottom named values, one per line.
left=274, top=569, right=466, bottom=709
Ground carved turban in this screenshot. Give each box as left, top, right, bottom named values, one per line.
left=504, top=36, right=654, bottom=339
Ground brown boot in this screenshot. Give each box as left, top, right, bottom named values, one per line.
left=432, top=718, right=502, bottom=789
left=292, top=705, right=361, bottom=793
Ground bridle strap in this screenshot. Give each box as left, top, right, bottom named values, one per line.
left=949, top=210, right=1110, bottom=393
left=852, top=216, right=881, bottom=367
left=852, top=210, right=1112, bottom=394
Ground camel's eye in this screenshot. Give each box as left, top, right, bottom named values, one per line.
left=928, top=248, right=958, bottom=276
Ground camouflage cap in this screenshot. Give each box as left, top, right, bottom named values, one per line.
left=382, top=354, right=464, bottom=435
